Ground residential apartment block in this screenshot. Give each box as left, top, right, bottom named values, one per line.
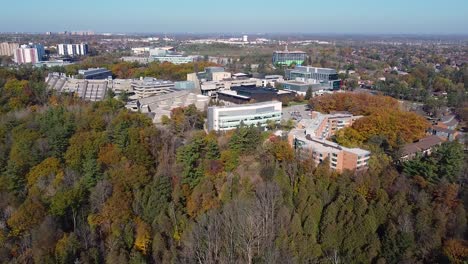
left=14, top=44, right=45, bottom=64
left=288, top=111, right=370, bottom=172
left=290, top=131, right=371, bottom=172
left=0, top=42, right=19, bottom=56
left=207, top=101, right=282, bottom=131
left=57, top=43, right=88, bottom=56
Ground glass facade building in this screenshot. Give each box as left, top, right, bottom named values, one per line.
left=285, top=66, right=341, bottom=90
left=272, top=51, right=307, bottom=66
left=208, top=101, right=282, bottom=131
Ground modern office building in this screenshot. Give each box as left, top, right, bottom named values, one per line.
left=0, top=42, right=19, bottom=56
left=287, top=111, right=369, bottom=172
left=13, top=44, right=45, bottom=64
left=78, top=68, right=112, bottom=79
left=207, top=101, right=282, bottom=131
left=57, top=43, right=88, bottom=56
left=272, top=48, right=307, bottom=66
left=285, top=66, right=341, bottom=90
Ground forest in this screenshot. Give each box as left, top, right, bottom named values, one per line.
left=0, top=66, right=467, bottom=264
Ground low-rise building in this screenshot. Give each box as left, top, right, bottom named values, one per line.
left=430, top=126, right=459, bottom=141
left=400, top=135, right=443, bottom=161
left=207, top=101, right=282, bottom=131
left=289, top=130, right=370, bottom=172
left=297, top=111, right=363, bottom=139
left=217, top=85, right=294, bottom=104
left=287, top=111, right=369, bottom=172
left=46, top=73, right=108, bottom=101
left=126, top=91, right=210, bottom=123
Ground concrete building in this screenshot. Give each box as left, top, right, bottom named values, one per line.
left=14, top=44, right=45, bottom=64
left=0, top=42, right=19, bottom=56
left=57, top=43, right=88, bottom=56
left=45, top=73, right=108, bottom=101
left=125, top=91, right=210, bottom=123
left=131, top=77, right=176, bottom=99
left=272, top=48, right=307, bottom=66
left=78, top=68, right=112, bottom=79
left=207, top=101, right=282, bottom=131
left=287, top=111, right=369, bottom=172
left=285, top=66, right=341, bottom=90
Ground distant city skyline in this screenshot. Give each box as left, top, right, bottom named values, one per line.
left=1, top=0, right=467, bottom=34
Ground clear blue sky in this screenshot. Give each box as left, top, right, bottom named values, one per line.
left=1, top=0, right=467, bottom=34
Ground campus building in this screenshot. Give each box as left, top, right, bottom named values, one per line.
left=57, top=43, right=88, bottom=56
left=217, top=85, right=294, bottom=104
left=131, top=77, right=176, bottom=99
left=78, top=68, right=112, bottom=79
left=150, top=47, right=194, bottom=64
left=285, top=66, right=342, bottom=90
left=207, top=101, right=282, bottom=131
left=290, top=131, right=371, bottom=172
left=126, top=91, right=210, bottom=123
left=272, top=49, right=307, bottom=66
left=45, top=73, right=108, bottom=101
left=287, top=111, right=370, bottom=172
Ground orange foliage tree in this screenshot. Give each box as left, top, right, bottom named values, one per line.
left=309, top=92, right=399, bottom=115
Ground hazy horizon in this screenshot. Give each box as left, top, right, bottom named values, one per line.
left=1, top=0, right=467, bottom=35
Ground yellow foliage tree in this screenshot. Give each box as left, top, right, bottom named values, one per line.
left=134, top=218, right=151, bottom=255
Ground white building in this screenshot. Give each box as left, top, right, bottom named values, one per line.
left=207, top=101, right=282, bottom=131
left=57, top=43, right=88, bottom=56
left=14, top=44, right=45, bottom=64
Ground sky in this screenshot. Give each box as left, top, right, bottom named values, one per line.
left=1, top=0, right=467, bottom=34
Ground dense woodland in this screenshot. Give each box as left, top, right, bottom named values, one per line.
left=0, top=65, right=467, bottom=264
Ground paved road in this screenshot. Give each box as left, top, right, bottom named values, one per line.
left=282, top=104, right=311, bottom=122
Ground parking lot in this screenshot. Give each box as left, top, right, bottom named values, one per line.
left=282, top=104, right=311, bottom=122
